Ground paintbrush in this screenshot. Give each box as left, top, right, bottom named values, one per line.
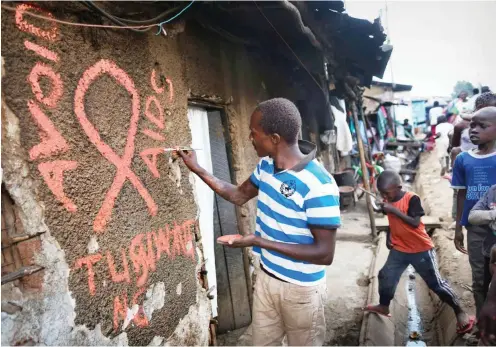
left=163, top=147, right=202, bottom=152
left=357, top=186, right=378, bottom=200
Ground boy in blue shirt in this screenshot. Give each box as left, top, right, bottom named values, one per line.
left=451, top=106, right=496, bottom=319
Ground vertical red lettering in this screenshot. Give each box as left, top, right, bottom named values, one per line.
left=182, top=220, right=195, bottom=259
left=150, top=69, right=164, bottom=94
left=140, top=148, right=163, bottom=178
left=28, top=62, right=63, bottom=108
left=155, top=228, right=170, bottom=260
left=171, top=222, right=185, bottom=258
left=144, top=96, right=164, bottom=129
left=132, top=287, right=149, bottom=327
left=106, top=248, right=130, bottom=284
left=113, top=288, right=149, bottom=331
left=130, top=234, right=148, bottom=287
left=15, top=4, right=59, bottom=41
left=27, top=100, right=69, bottom=160
left=113, top=293, right=127, bottom=332
left=74, top=59, right=157, bottom=233
left=165, top=78, right=174, bottom=103
left=74, top=254, right=102, bottom=296
left=24, top=40, right=59, bottom=62
left=146, top=232, right=157, bottom=272
left=38, top=161, right=78, bottom=212
left=129, top=233, right=155, bottom=287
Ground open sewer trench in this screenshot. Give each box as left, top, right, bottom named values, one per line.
left=361, top=230, right=466, bottom=346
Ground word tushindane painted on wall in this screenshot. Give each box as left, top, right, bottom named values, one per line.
left=12, top=4, right=195, bottom=332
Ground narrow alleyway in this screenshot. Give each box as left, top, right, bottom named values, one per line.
left=218, top=151, right=478, bottom=346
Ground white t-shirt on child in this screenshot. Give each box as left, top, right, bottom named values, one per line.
left=436, top=122, right=454, bottom=141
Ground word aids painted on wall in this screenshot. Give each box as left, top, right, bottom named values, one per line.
left=14, top=3, right=176, bottom=233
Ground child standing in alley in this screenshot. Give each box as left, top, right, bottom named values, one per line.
left=451, top=106, right=496, bottom=320
left=364, top=170, right=474, bottom=334
left=435, top=115, right=454, bottom=176
left=468, top=184, right=496, bottom=300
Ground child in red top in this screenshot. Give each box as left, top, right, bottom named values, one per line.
left=364, top=170, right=473, bottom=334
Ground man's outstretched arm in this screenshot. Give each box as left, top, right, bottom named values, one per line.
left=176, top=149, right=258, bottom=206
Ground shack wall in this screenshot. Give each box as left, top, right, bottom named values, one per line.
left=0, top=3, right=276, bottom=345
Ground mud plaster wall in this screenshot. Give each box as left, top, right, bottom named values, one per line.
left=179, top=21, right=303, bottom=241
left=0, top=3, right=239, bottom=346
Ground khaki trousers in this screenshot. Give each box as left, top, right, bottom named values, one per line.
left=252, top=269, right=327, bottom=346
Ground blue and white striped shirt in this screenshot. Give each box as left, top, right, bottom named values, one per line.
left=250, top=142, right=341, bottom=286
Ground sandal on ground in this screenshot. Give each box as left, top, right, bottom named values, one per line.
left=456, top=316, right=476, bottom=335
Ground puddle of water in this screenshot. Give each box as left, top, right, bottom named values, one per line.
left=406, top=341, right=427, bottom=347
left=406, top=265, right=426, bottom=345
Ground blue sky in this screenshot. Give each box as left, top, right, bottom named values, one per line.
left=344, top=1, right=496, bottom=97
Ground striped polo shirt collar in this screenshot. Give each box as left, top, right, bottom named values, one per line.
left=291, top=140, right=317, bottom=172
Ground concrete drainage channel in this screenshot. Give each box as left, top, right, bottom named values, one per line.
left=359, top=232, right=460, bottom=346
left=359, top=179, right=465, bottom=346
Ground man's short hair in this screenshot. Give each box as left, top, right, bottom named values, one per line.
left=255, top=98, right=302, bottom=145
left=475, top=93, right=496, bottom=111
left=377, top=170, right=402, bottom=191
left=433, top=101, right=440, bottom=107
left=473, top=88, right=480, bottom=95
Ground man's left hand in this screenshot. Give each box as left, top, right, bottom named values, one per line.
left=225, top=234, right=259, bottom=248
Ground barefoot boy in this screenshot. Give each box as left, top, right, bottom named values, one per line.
left=364, top=170, right=473, bottom=334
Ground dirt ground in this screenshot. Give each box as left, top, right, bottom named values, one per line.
left=216, top=199, right=375, bottom=346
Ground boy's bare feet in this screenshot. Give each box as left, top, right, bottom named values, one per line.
left=363, top=304, right=391, bottom=317
left=455, top=311, right=475, bottom=334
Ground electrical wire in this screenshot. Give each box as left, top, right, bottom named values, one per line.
left=85, top=1, right=181, bottom=25
left=155, top=0, right=195, bottom=35
left=253, top=1, right=325, bottom=95
left=1, top=4, right=155, bottom=29
left=1, top=1, right=195, bottom=33
left=81, top=1, right=151, bottom=33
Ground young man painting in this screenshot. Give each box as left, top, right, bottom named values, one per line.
left=176, top=98, right=340, bottom=346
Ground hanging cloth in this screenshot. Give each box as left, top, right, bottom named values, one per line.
left=377, top=106, right=388, bottom=138
left=330, top=98, right=353, bottom=155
